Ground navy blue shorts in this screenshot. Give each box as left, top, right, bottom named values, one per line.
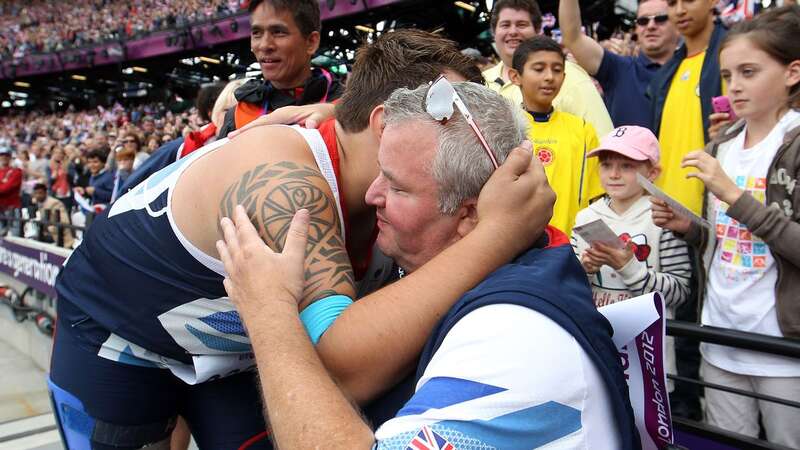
left=50, top=299, right=272, bottom=449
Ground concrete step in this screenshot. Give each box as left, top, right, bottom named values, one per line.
left=0, top=413, right=61, bottom=449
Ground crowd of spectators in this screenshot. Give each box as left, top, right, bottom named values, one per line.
left=0, top=0, right=244, bottom=58
left=0, top=101, right=203, bottom=239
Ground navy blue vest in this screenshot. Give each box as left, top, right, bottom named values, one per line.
left=365, top=235, right=641, bottom=450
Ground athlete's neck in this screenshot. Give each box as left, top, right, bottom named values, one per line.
left=335, top=121, right=379, bottom=217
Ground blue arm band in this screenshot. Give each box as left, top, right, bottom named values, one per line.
left=299, top=295, right=353, bottom=345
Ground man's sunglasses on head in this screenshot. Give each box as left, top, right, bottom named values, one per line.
left=425, top=75, right=499, bottom=169
left=635, top=14, right=669, bottom=26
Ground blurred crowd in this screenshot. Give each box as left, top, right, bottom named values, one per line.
left=0, top=0, right=244, bottom=58
left=0, top=102, right=203, bottom=221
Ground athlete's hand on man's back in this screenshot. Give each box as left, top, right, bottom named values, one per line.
left=228, top=103, right=336, bottom=138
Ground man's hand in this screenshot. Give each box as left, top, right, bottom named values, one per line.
left=217, top=205, right=310, bottom=320
left=229, top=104, right=336, bottom=138
left=584, top=241, right=634, bottom=271
left=85, top=186, right=95, bottom=196
left=601, top=36, right=637, bottom=57
left=708, top=112, right=732, bottom=141
left=650, top=198, right=691, bottom=234
left=682, top=150, right=742, bottom=205
left=476, top=141, right=556, bottom=255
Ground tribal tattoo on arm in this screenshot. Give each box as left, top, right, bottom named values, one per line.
left=219, top=161, right=355, bottom=304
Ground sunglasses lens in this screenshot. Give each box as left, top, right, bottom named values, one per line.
left=426, top=77, right=455, bottom=122
left=637, top=14, right=669, bottom=25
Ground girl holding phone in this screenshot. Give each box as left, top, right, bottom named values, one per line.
left=652, top=6, right=800, bottom=447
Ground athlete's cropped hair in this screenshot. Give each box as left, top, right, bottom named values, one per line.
left=336, top=29, right=483, bottom=134
left=247, top=0, right=321, bottom=37
left=383, top=82, right=528, bottom=215
left=490, top=0, right=543, bottom=33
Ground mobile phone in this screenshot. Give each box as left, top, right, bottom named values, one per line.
left=712, top=95, right=737, bottom=121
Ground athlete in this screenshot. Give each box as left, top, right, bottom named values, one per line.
left=218, top=80, right=639, bottom=449
left=49, top=30, right=554, bottom=449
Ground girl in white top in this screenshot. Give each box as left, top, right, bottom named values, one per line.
left=651, top=6, right=800, bottom=447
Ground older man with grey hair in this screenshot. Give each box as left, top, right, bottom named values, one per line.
left=218, top=81, right=640, bottom=450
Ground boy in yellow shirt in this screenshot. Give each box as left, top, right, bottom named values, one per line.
left=510, top=36, right=603, bottom=235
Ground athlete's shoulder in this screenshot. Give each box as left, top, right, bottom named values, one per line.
left=214, top=125, right=320, bottom=171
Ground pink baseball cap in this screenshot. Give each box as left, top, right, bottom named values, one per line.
left=587, top=126, right=660, bottom=165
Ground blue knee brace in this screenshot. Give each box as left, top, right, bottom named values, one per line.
left=48, top=377, right=174, bottom=450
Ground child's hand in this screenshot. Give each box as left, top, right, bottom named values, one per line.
left=585, top=241, right=634, bottom=271
left=708, top=112, right=732, bottom=141
left=682, top=150, right=743, bottom=205
left=580, top=252, right=601, bottom=274
left=650, top=197, right=691, bottom=234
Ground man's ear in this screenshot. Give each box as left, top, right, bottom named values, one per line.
left=509, top=68, right=522, bottom=86
left=456, top=198, right=479, bottom=239
left=368, top=105, right=385, bottom=140
left=306, top=31, right=321, bottom=56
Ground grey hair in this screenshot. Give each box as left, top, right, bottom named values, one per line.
left=383, top=81, right=529, bottom=215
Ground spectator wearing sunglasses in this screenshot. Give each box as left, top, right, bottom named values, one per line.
left=559, top=0, right=679, bottom=129
left=121, top=132, right=151, bottom=171
left=483, top=0, right=614, bottom=137
left=510, top=36, right=604, bottom=236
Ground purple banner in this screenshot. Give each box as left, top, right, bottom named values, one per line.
left=636, top=293, right=673, bottom=448
left=0, top=237, right=66, bottom=298
left=1, top=0, right=410, bottom=80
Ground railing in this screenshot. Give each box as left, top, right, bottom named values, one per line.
left=0, top=207, right=85, bottom=336
left=0, top=207, right=92, bottom=248
left=666, top=320, right=800, bottom=450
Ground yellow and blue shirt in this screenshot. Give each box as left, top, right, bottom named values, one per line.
left=658, top=51, right=709, bottom=216
left=524, top=109, right=603, bottom=236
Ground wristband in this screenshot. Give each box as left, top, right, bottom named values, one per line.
left=299, top=294, right=353, bottom=345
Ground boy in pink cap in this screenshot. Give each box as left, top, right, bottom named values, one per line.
left=571, top=125, right=692, bottom=388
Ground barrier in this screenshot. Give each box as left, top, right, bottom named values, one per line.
left=666, top=320, right=800, bottom=450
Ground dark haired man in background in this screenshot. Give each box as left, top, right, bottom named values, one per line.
left=216, top=0, right=344, bottom=137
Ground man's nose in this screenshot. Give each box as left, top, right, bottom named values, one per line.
left=365, top=176, right=386, bottom=207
